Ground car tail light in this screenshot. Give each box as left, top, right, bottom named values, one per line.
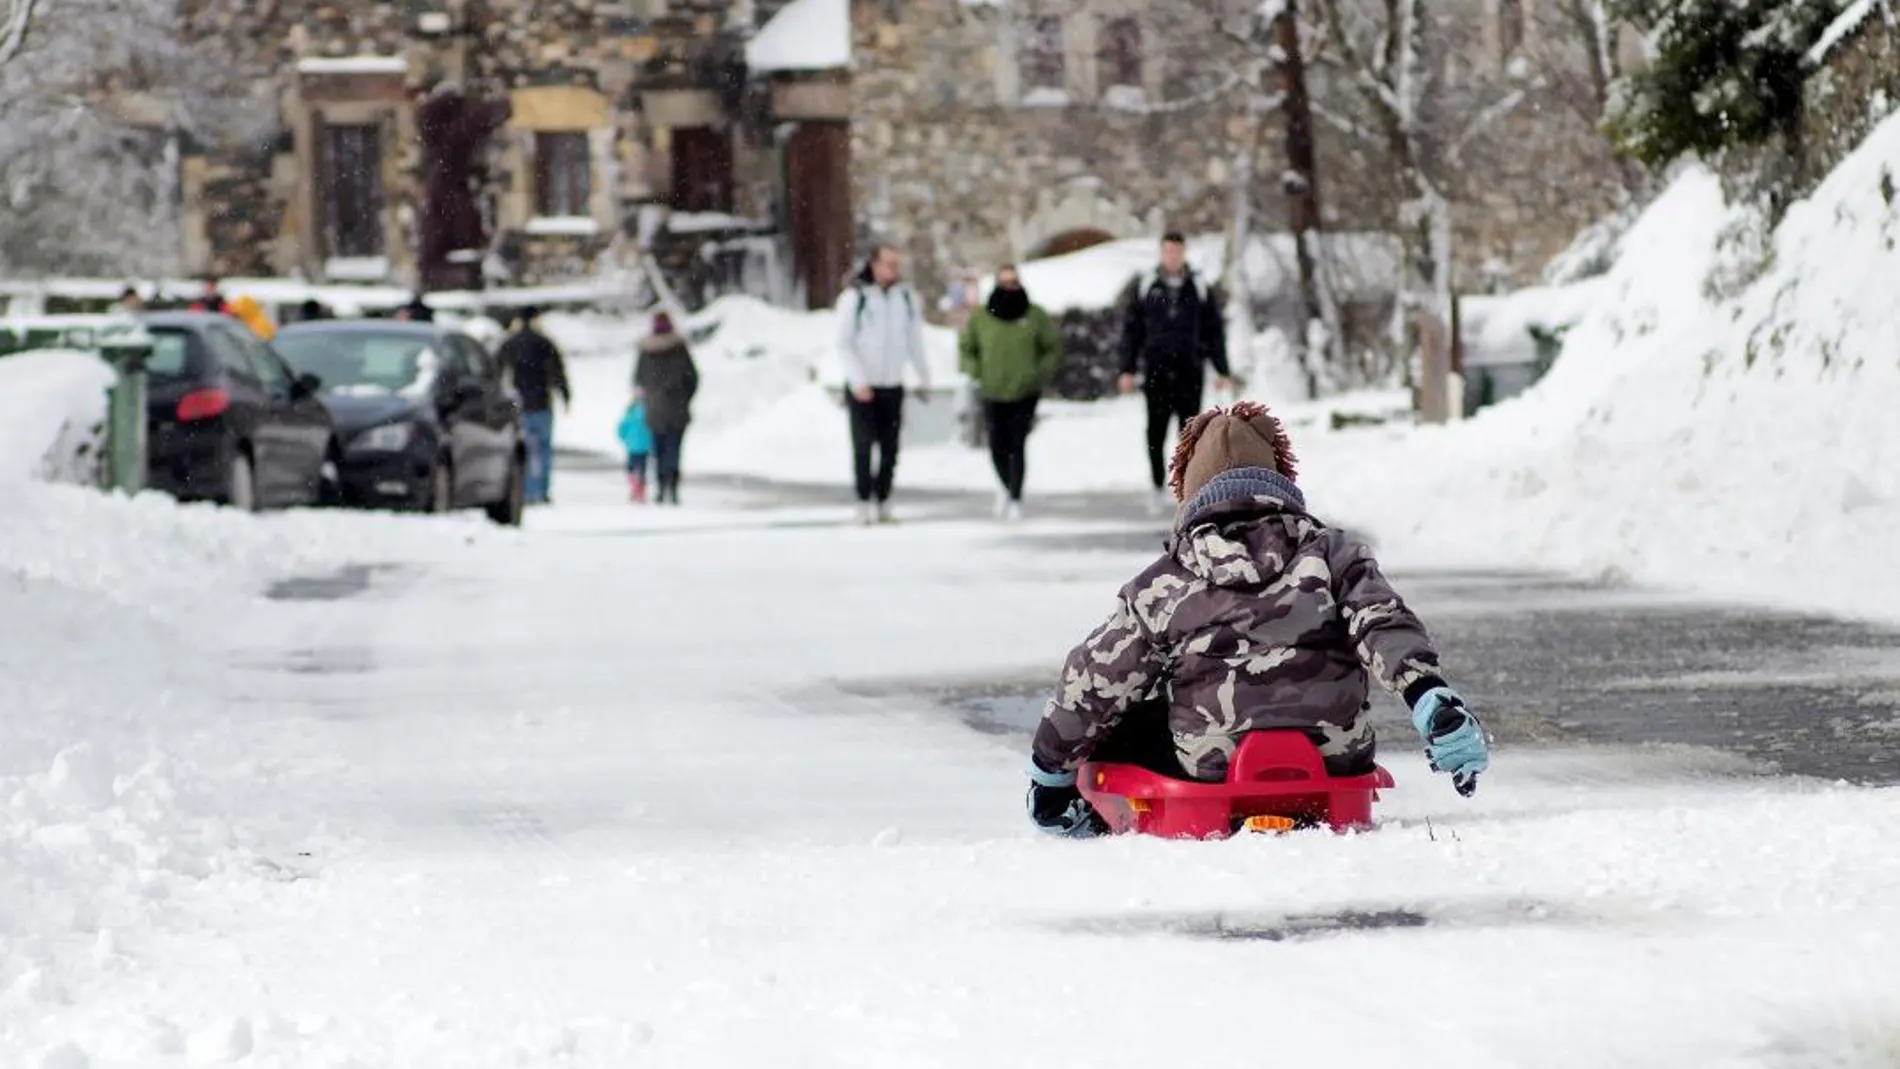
left=176, top=388, right=230, bottom=422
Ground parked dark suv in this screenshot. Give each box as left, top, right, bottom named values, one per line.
left=141, top=312, right=338, bottom=510
left=272, top=320, right=524, bottom=526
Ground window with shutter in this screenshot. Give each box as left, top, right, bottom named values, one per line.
left=1019, top=16, right=1065, bottom=92
left=1100, top=16, right=1142, bottom=89
left=533, top=132, right=593, bottom=218
left=319, top=123, right=385, bottom=258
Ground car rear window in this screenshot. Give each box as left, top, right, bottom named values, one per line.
left=274, top=331, right=432, bottom=392
left=144, top=329, right=194, bottom=380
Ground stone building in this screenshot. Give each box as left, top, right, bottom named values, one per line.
left=178, top=0, right=856, bottom=305
left=842, top=0, right=1637, bottom=310
left=174, top=0, right=1639, bottom=317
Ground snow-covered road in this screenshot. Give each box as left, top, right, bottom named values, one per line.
left=14, top=460, right=1900, bottom=1068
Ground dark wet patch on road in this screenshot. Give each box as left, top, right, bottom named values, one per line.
left=1047, top=897, right=1584, bottom=943
left=265, top=563, right=410, bottom=602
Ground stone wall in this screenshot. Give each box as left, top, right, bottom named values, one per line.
left=1799, top=18, right=1900, bottom=198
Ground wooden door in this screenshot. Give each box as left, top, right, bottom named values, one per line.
left=784, top=122, right=851, bottom=310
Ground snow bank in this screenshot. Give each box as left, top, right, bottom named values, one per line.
left=0, top=350, right=112, bottom=483
left=1305, top=116, right=1900, bottom=624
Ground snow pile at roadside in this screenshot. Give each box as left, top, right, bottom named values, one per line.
left=1306, top=115, right=1900, bottom=622
left=0, top=349, right=113, bottom=484
left=0, top=489, right=494, bottom=1065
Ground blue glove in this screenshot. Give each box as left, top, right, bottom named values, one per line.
left=1410, top=686, right=1488, bottom=796
left=1025, top=761, right=1108, bottom=837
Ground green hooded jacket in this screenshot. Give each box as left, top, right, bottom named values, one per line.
left=958, top=304, right=1064, bottom=402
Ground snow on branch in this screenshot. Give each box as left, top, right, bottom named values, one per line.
left=1, top=0, right=42, bottom=67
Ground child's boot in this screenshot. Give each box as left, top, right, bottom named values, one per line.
left=629, top=473, right=647, bottom=503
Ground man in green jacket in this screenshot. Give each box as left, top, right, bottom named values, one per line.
left=958, top=264, right=1063, bottom=520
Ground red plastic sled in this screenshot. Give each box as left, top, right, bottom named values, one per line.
left=1076, top=731, right=1396, bottom=840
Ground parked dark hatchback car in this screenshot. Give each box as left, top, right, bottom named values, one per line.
left=272, top=320, right=524, bottom=526
left=140, top=312, right=338, bottom=510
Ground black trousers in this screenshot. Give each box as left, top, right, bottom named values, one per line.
left=983, top=397, right=1038, bottom=501
left=1143, top=376, right=1205, bottom=490
left=848, top=387, right=905, bottom=502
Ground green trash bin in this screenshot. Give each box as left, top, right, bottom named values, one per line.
left=97, top=326, right=155, bottom=494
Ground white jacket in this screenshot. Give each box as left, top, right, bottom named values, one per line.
left=836, top=279, right=930, bottom=390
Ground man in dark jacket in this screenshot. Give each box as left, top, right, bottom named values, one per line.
left=1118, top=233, right=1232, bottom=512
left=633, top=312, right=700, bottom=505
left=498, top=305, right=570, bottom=505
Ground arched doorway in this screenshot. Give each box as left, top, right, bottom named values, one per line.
left=1027, top=227, right=1117, bottom=260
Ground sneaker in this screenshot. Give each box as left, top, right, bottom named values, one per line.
left=876, top=501, right=895, bottom=524
left=1002, top=500, right=1023, bottom=522
left=993, top=488, right=1009, bottom=518
left=855, top=502, right=876, bottom=526
left=1145, top=488, right=1170, bottom=516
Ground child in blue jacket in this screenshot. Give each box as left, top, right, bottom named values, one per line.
left=617, top=395, right=654, bottom=502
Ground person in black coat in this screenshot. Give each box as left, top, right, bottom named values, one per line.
left=633, top=312, right=700, bottom=505
left=1117, top=232, right=1233, bottom=508
left=498, top=306, right=571, bottom=505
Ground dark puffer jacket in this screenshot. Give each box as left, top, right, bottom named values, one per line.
left=1031, top=467, right=1445, bottom=781
left=633, top=334, right=700, bottom=434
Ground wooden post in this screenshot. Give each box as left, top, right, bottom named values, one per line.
left=1416, top=308, right=1450, bottom=425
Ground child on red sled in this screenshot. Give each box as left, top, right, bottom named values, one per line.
left=1026, top=401, right=1489, bottom=836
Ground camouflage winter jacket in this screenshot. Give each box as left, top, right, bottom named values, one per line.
left=1031, top=467, right=1445, bottom=781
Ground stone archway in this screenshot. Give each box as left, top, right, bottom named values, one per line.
left=1027, top=227, right=1116, bottom=260
left=1008, top=179, right=1152, bottom=261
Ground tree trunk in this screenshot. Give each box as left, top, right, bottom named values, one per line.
left=1271, top=0, right=1329, bottom=399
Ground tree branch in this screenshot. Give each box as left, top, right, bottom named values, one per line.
left=1, top=0, right=43, bottom=67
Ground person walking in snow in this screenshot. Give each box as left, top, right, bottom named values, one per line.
left=958, top=264, right=1063, bottom=520
left=1118, top=232, right=1233, bottom=513
left=617, top=394, right=654, bottom=503
left=1023, top=401, right=1489, bottom=837
left=498, top=306, right=570, bottom=505
left=837, top=244, right=931, bottom=525
left=633, top=312, right=700, bottom=505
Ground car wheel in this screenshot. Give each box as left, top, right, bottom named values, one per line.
left=486, top=453, right=524, bottom=527
left=228, top=448, right=258, bottom=513
left=427, top=457, right=453, bottom=514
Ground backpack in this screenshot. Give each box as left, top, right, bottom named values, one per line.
left=853, top=283, right=914, bottom=332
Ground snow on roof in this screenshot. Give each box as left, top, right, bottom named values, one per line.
left=296, top=55, right=409, bottom=75
left=745, top=0, right=850, bottom=73
left=1458, top=278, right=1610, bottom=368
left=998, top=232, right=1401, bottom=315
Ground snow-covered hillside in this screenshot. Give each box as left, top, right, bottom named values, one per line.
left=1287, top=115, right=1900, bottom=625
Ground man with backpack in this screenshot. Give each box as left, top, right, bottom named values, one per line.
left=837, top=244, right=931, bottom=525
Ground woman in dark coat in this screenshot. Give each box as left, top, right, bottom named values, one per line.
left=633, top=312, right=700, bottom=505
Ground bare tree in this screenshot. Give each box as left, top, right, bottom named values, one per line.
left=0, top=0, right=263, bottom=276
left=0, top=0, right=42, bottom=67
left=1309, top=0, right=1540, bottom=351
